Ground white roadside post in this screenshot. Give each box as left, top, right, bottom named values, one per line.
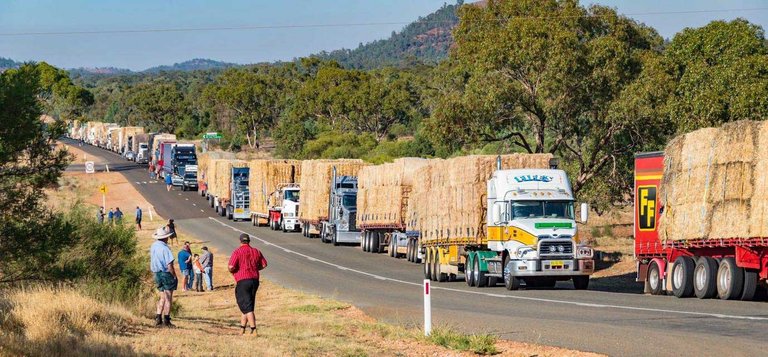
left=424, top=279, right=431, bottom=336
left=148, top=207, right=154, bottom=221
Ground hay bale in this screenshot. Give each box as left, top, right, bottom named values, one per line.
left=198, top=151, right=236, bottom=187
left=249, top=159, right=301, bottom=214
left=298, top=160, right=368, bottom=223
left=207, top=159, right=248, bottom=200
left=411, top=154, right=553, bottom=245
left=659, top=120, right=768, bottom=241
left=357, top=158, right=429, bottom=228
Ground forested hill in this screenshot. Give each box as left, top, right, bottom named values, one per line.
left=143, top=58, right=239, bottom=73
left=316, top=2, right=461, bottom=69
left=0, top=57, right=22, bottom=71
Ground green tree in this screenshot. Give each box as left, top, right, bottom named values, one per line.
left=126, top=82, right=189, bottom=133
left=665, top=19, right=768, bottom=132
left=0, top=64, right=75, bottom=283
left=426, top=0, right=668, bottom=211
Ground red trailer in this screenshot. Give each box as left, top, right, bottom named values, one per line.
left=634, top=152, right=767, bottom=300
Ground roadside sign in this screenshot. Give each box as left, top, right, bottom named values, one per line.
left=99, top=184, right=108, bottom=194
left=85, top=161, right=95, bottom=174
left=202, top=132, right=222, bottom=139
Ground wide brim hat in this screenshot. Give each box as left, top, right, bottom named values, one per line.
left=152, top=226, right=173, bottom=239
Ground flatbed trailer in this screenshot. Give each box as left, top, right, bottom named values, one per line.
left=634, top=152, right=768, bottom=300
left=359, top=222, right=422, bottom=262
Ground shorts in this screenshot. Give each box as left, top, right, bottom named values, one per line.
left=154, top=272, right=178, bottom=292
left=235, top=279, right=260, bottom=314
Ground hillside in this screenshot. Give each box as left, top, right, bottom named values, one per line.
left=144, top=58, right=239, bottom=73
left=0, top=57, right=22, bottom=71
left=316, top=2, right=461, bottom=69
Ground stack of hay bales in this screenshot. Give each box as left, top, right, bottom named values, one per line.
left=410, top=154, right=554, bottom=244
left=659, top=120, right=768, bottom=241
left=357, top=158, right=429, bottom=228
left=119, top=127, right=144, bottom=152
left=198, top=151, right=236, bottom=187
left=249, top=159, right=301, bottom=214
left=299, top=159, right=368, bottom=223
left=207, top=159, right=248, bottom=201
left=151, top=134, right=176, bottom=162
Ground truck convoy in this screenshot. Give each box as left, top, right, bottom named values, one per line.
left=205, top=159, right=250, bottom=221
left=247, top=160, right=302, bottom=232
left=162, top=143, right=197, bottom=186
left=634, top=121, right=768, bottom=301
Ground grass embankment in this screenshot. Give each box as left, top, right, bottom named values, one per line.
left=1, top=144, right=600, bottom=356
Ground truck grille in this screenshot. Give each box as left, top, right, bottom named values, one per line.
left=349, top=213, right=357, bottom=231
left=538, top=239, right=574, bottom=259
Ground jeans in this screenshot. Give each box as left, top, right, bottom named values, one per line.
left=182, top=268, right=194, bottom=290
left=194, top=272, right=203, bottom=291
left=203, top=266, right=213, bottom=291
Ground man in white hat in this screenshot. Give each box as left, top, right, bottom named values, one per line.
left=150, top=226, right=178, bottom=327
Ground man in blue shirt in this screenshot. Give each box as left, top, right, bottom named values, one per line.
left=135, top=206, right=142, bottom=230
left=178, top=241, right=194, bottom=292
left=150, top=226, right=177, bottom=327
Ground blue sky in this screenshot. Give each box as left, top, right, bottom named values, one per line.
left=1, top=0, right=766, bottom=71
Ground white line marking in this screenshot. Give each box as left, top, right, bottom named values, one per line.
left=209, top=218, right=768, bottom=322
left=192, top=203, right=196, bottom=206
left=135, top=181, right=141, bottom=184
left=185, top=198, right=189, bottom=201
left=200, top=209, right=204, bottom=212
left=142, top=181, right=147, bottom=184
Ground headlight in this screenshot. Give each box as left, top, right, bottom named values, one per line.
left=549, top=246, right=556, bottom=253
left=557, top=245, right=565, bottom=253
left=576, top=246, right=594, bottom=259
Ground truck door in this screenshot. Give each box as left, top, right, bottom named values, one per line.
left=634, top=152, right=664, bottom=254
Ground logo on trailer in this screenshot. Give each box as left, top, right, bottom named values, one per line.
left=638, top=186, right=656, bottom=231
left=514, top=175, right=553, bottom=183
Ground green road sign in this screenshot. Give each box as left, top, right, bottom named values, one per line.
left=202, top=133, right=222, bottom=139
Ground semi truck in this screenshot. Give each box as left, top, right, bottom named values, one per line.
left=634, top=152, right=767, bottom=300
left=318, top=167, right=360, bottom=245
left=163, top=144, right=197, bottom=186
left=298, top=160, right=367, bottom=237
left=261, top=184, right=301, bottom=232
left=151, top=134, right=176, bottom=169
left=181, top=165, right=199, bottom=191
left=415, top=155, right=594, bottom=290
left=220, top=167, right=250, bottom=221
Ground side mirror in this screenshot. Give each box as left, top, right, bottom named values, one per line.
left=580, top=202, right=589, bottom=224
left=492, top=203, right=502, bottom=224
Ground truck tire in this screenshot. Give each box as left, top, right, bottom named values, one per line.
left=424, top=248, right=432, bottom=280
left=717, top=257, right=744, bottom=300
left=388, top=236, right=395, bottom=257
left=362, top=232, right=368, bottom=252
left=694, top=256, right=718, bottom=299
left=671, top=256, right=695, bottom=298
left=741, top=269, right=758, bottom=301
left=406, top=240, right=412, bottom=262
left=646, top=260, right=664, bottom=296
left=371, top=232, right=380, bottom=254
left=332, top=231, right=339, bottom=246
left=572, top=276, right=589, bottom=290
left=227, top=206, right=233, bottom=220
left=465, top=253, right=475, bottom=287
left=430, top=249, right=439, bottom=281
left=474, top=257, right=487, bottom=287
left=503, top=255, right=521, bottom=291
left=282, top=220, right=287, bottom=233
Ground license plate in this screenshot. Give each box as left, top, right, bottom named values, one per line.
left=550, top=260, right=564, bottom=269
left=235, top=208, right=244, bottom=213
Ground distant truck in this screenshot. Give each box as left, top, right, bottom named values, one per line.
left=260, top=184, right=301, bottom=232
left=164, top=144, right=197, bottom=186
left=135, top=134, right=150, bottom=164
left=181, top=165, right=199, bottom=192
left=215, top=167, right=250, bottom=221
left=317, top=167, right=360, bottom=245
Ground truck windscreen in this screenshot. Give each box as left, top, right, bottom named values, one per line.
left=510, top=201, right=574, bottom=220
left=342, top=194, right=356, bottom=208
left=284, top=190, right=299, bottom=202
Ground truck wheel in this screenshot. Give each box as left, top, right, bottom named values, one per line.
left=406, top=240, right=412, bottom=262
left=671, top=256, right=695, bottom=298
left=503, top=258, right=521, bottom=291
left=362, top=232, right=368, bottom=252
left=572, top=276, right=589, bottom=290
left=646, top=260, right=664, bottom=295
left=282, top=221, right=287, bottom=233
left=741, top=269, right=758, bottom=301
left=332, top=231, right=339, bottom=246
left=465, top=253, right=475, bottom=287
left=694, top=256, right=718, bottom=299
left=424, top=248, right=432, bottom=280
left=227, top=207, right=233, bottom=220
left=717, top=257, right=744, bottom=300
left=388, top=236, right=395, bottom=257
left=474, top=256, right=487, bottom=287
left=430, top=249, right=439, bottom=281
left=371, top=232, right=380, bottom=253
left=436, top=249, right=448, bottom=282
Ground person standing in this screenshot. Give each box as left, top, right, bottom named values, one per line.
left=177, top=242, right=193, bottom=292
left=168, top=219, right=178, bottom=246
left=107, top=208, right=114, bottom=224
left=97, top=206, right=105, bottom=224
left=165, top=171, right=173, bottom=191
left=149, top=162, right=155, bottom=179
left=199, top=246, right=214, bottom=291
left=114, top=207, right=123, bottom=224
left=193, top=254, right=204, bottom=292
left=228, top=233, right=268, bottom=335
left=150, top=226, right=177, bottom=328
left=135, top=206, right=143, bottom=230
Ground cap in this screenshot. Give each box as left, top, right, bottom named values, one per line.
left=239, top=233, right=250, bottom=243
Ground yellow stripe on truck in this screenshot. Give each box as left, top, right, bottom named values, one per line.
left=487, top=226, right=537, bottom=246
left=635, top=174, right=662, bottom=181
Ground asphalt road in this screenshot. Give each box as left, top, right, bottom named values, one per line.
left=65, top=139, right=768, bottom=356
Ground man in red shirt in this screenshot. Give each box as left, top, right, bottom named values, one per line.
left=228, top=233, right=268, bottom=335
